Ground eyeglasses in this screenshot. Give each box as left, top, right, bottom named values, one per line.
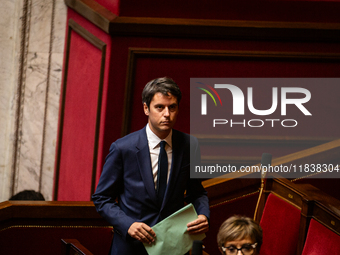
left=221, top=243, right=257, bottom=255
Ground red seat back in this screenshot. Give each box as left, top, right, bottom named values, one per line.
left=260, top=193, right=301, bottom=255
left=302, top=219, right=340, bottom=255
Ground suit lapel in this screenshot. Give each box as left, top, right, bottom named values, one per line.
left=136, top=128, right=157, bottom=202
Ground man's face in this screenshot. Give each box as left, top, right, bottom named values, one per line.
left=144, top=92, right=179, bottom=139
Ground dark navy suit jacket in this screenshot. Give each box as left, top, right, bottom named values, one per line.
left=92, top=126, right=210, bottom=255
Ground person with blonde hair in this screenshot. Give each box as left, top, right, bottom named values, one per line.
left=217, top=216, right=262, bottom=255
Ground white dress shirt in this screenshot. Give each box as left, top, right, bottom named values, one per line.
left=146, top=124, right=172, bottom=190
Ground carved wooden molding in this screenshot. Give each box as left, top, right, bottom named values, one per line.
left=62, top=239, right=94, bottom=255
left=65, top=0, right=340, bottom=42
left=65, top=0, right=116, bottom=33
left=196, top=134, right=337, bottom=147
left=0, top=201, right=102, bottom=221
left=54, top=19, right=106, bottom=201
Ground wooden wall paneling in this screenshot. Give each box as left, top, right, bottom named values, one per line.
left=292, top=170, right=340, bottom=202
left=62, top=239, right=94, bottom=255
left=312, top=201, right=340, bottom=236
left=65, top=0, right=116, bottom=33
left=123, top=47, right=340, bottom=135
left=196, top=135, right=336, bottom=147
left=121, top=47, right=137, bottom=137
left=66, top=0, right=340, bottom=42
left=108, top=17, right=340, bottom=42
left=122, top=47, right=340, bottom=166
left=54, top=19, right=106, bottom=201
left=116, top=0, right=340, bottom=23
left=0, top=201, right=112, bottom=255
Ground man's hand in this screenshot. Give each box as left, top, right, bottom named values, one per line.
left=128, top=222, right=156, bottom=244
left=186, top=214, right=209, bottom=234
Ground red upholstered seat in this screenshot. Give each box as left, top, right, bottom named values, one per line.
left=301, top=219, right=340, bottom=255
left=259, top=193, right=301, bottom=255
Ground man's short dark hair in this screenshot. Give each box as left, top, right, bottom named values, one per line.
left=142, top=77, right=182, bottom=108
left=9, top=190, right=45, bottom=201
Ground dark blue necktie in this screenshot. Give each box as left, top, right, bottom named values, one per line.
left=157, top=141, right=168, bottom=205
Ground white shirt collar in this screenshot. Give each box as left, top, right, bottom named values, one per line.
left=146, top=124, right=172, bottom=149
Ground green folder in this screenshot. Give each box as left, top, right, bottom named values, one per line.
left=144, top=203, right=205, bottom=255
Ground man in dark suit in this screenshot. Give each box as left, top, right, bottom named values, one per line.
left=92, top=77, right=210, bottom=255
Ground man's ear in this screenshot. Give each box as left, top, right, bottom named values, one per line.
left=143, top=103, right=149, bottom=116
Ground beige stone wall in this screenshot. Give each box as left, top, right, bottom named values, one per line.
left=0, top=0, right=66, bottom=201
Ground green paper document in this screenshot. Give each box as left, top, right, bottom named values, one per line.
left=143, top=204, right=205, bottom=255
